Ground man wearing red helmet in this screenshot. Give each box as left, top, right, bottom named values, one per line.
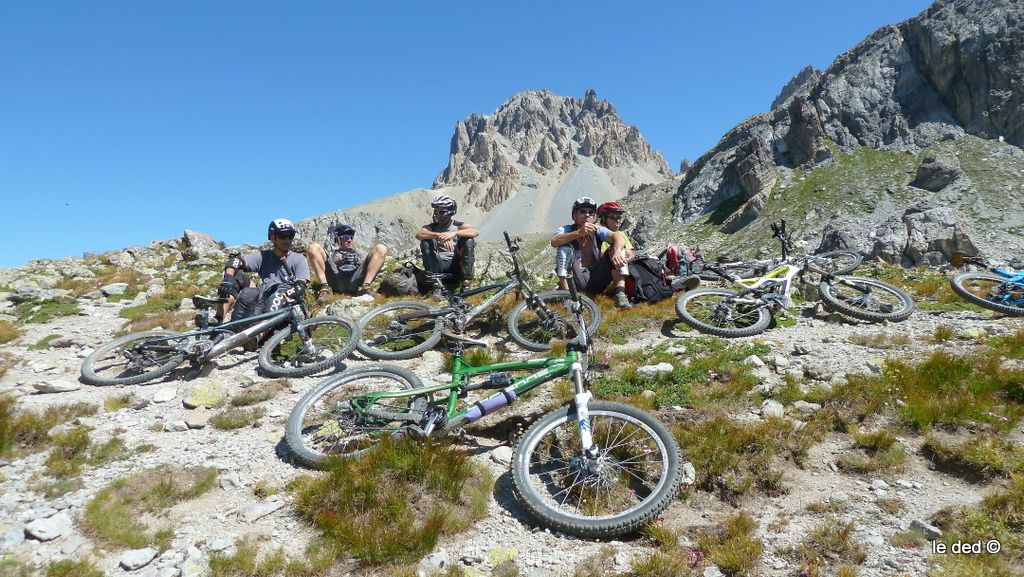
left=551, top=197, right=632, bottom=308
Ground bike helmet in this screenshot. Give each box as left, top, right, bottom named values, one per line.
left=431, top=194, right=458, bottom=224
left=572, top=196, right=597, bottom=213
left=268, top=218, right=296, bottom=238
left=332, top=224, right=356, bottom=239
left=597, top=201, right=625, bottom=216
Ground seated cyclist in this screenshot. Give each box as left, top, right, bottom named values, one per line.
left=596, top=201, right=635, bottom=273
left=307, top=224, right=388, bottom=301
left=551, top=196, right=631, bottom=309
left=215, top=218, right=310, bottom=325
left=416, top=194, right=478, bottom=290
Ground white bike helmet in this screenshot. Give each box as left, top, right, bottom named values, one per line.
left=268, top=218, right=296, bottom=238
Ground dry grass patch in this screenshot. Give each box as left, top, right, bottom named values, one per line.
left=847, top=332, right=910, bottom=349
left=697, top=512, right=763, bottom=576
left=594, top=338, right=771, bottom=410
left=104, top=393, right=133, bottom=412
left=43, top=426, right=129, bottom=481
left=0, top=396, right=98, bottom=459
left=0, top=320, right=22, bottom=345
left=836, top=427, right=906, bottom=473
left=210, top=407, right=266, bottom=430
left=929, top=474, right=1024, bottom=576
left=83, top=465, right=216, bottom=549
left=293, top=437, right=492, bottom=567
left=673, top=415, right=823, bottom=501
left=822, top=350, right=1024, bottom=433
left=229, top=380, right=289, bottom=407
left=922, top=434, right=1024, bottom=480
left=933, top=324, right=956, bottom=343
left=596, top=296, right=678, bottom=345
left=43, top=558, right=106, bottom=577
left=793, top=519, right=867, bottom=574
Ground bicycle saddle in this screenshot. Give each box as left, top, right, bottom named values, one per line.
left=193, top=296, right=229, bottom=309
left=442, top=331, right=488, bottom=349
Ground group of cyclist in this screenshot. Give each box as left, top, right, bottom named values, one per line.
left=214, top=193, right=644, bottom=325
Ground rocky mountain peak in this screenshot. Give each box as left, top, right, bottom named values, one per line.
left=434, top=89, right=671, bottom=211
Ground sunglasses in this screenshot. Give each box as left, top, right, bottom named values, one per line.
left=605, top=214, right=624, bottom=221
left=275, top=232, right=296, bottom=239
left=577, top=210, right=596, bottom=216
left=337, top=234, right=354, bottom=241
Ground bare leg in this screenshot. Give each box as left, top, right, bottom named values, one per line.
left=306, top=242, right=330, bottom=286
left=363, top=244, right=388, bottom=285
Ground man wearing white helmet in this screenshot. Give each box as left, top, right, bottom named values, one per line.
left=416, top=194, right=478, bottom=290
left=551, top=197, right=631, bottom=308
left=214, top=218, right=311, bottom=325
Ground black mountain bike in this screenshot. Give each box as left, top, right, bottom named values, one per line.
left=81, top=289, right=359, bottom=386
left=356, top=232, right=601, bottom=359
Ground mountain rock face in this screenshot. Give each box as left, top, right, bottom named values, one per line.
left=672, top=0, right=1024, bottom=263
left=300, top=89, right=672, bottom=249
left=435, top=89, right=671, bottom=211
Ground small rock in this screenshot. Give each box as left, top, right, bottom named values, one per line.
left=640, top=390, right=657, bottom=400
left=793, top=344, right=812, bottom=355
left=184, top=408, right=211, bottom=429
left=207, top=538, right=232, bottom=552
left=743, top=355, right=765, bottom=367
left=681, top=462, right=696, bottom=485
left=121, top=547, right=159, bottom=570
left=219, top=472, right=243, bottom=490
left=168, top=421, right=189, bottom=432
left=871, top=479, right=890, bottom=492
left=418, top=548, right=449, bottom=577
left=31, top=380, right=81, bottom=394
left=760, top=400, right=785, bottom=419
left=863, top=534, right=885, bottom=547
left=1, top=524, right=25, bottom=549
left=666, top=345, right=687, bottom=355
left=637, top=362, right=674, bottom=377
left=490, top=446, right=514, bottom=466
left=770, top=355, right=791, bottom=369
left=704, top=566, right=725, bottom=577
left=24, top=512, right=72, bottom=541
left=239, top=498, right=285, bottom=523
left=958, top=327, right=987, bottom=340
left=100, top=282, right=130, bottom=296
left=179, top=548, right=210, bottom=577
left=60, top=535, right=85, bottom=555
left=153, top=387, right=178, bottom=403
left=911, top=520, right=942, bottom=540
left=791, top=400, right=821, bottom=415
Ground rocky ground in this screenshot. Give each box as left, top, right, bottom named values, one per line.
left=0, top=239, right=1021, bottom=577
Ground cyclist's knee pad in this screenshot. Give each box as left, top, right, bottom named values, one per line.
left=230, top=287, right=260, bottom=322
left=459, top=238, right=475, bottom=278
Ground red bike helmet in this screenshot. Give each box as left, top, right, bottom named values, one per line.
left=597, top=201, right=625, bottom=217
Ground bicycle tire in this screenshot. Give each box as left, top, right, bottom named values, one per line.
left=80, top=330, right=186, bottom=386
left=674, top=288, right=771, bottom=337
left=818, top=276, right=914, bottom=322
left=814, top=250, right=863, bottom=275
left=512, top=400, right=683, bottom=538
left=950, top=272, right=1024, bottom=316
left=285, top=365, right=426, bottom=468
left=506, top=291, right=602, bottom=352
left=356, top=301, right=443, bottom=360
left=258, top=316, right=359, bottom=378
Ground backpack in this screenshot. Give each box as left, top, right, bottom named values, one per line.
left=662, top=242, right=696, bottom=276
left=626, top=257, right=674, bottom=304
left=379, top=262, right=423, bottom=297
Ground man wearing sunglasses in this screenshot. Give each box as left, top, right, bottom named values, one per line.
left=307, top=224, right=389, bottom=301
left=214, top=218, right=311, bottom=326
left=416, top=194, right=478, bottom=290
left=551, top=196, right=632, bottom=308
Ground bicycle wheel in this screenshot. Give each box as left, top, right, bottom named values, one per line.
left=285, top=365, right=428, bottom=468
left=507, top=291, right=602, bottom=352
left=80, top=330, right=186, bottom=386
left=258, top=316, right=359, bottom=378
left=814, top=250, right=863, bottom=275
left=356, top=301, right=443, bottom=360
left=512, top=400, right=682, bottom=538
left=818, top=276, right=914, bottom=322
left=674, top=288, right=771, bottom=337
left=950, top=272, right=1024, bottom=316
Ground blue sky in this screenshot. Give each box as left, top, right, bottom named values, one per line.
left=0, top=1, right=933, bottom=268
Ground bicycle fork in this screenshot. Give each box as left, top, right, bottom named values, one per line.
left=571, top=362, right=598, bottom=459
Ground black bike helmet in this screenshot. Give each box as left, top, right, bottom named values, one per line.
left=268, top=218, right=296, bottom=238
left=333, top=224, right=356, bottom=238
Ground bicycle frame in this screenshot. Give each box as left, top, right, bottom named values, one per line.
left=991, top=269, right=1024, bottom=305
left=136, top=304, right=305, bottom=362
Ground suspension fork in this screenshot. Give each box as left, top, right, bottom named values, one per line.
left=289, top=306, right=316, bottom=352
left=571, top=360, right=598, bottom=458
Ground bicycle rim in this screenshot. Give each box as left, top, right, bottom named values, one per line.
left=82, top=331, right=187, bottom=386
left=262, top=318, right=356, bottom=376
left=514, top=404, right=680, bottom=537
left=358, top=301, right=441, bottom=359
left=676, top=289, right=770, bottom=337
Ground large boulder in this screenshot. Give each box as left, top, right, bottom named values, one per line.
left=182, top=230, right=224, bottom=260
left=910, top=156, right=962, bottom=191
left=871, top=201, right=979, bottom=266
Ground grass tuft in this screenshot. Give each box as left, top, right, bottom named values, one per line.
left=230, top=380, right=288, bottom=407
left=15, top=298, right=80, bottom=324
left=294, top=437, right=492, bottom=566
left=83, top=465, right=216, bottom=549
left=0, top=321, right=23, bottom=344
left=211, top=407, right=266, bottom=430
left=836, top=427, right=906, bottom=473
left=0, top=396, right=98, bottom=459
left=796, top=519, right=867, bottom=572
left=922, top=434, right=1024, bottom=480
left=697, top=512, right=763, bottom=576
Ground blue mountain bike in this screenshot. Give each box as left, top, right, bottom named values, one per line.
left=950, top=252, right=1024, bottom=316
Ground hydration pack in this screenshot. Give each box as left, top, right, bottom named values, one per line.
left=626, top=257, right=675, bottom=304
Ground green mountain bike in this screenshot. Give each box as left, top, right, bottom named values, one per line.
left=286, top=281, right=683, bottom=538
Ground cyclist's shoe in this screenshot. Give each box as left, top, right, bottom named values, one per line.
left=357, top=284, right=379, bottom=299
left=614, top=290, right=633, bottom=309
left=316, top=285, right=333, bottom=304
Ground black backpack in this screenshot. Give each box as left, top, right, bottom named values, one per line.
left=626, top=257, right=674, bottom=303
left=379, top=262, right=423, bottom=297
